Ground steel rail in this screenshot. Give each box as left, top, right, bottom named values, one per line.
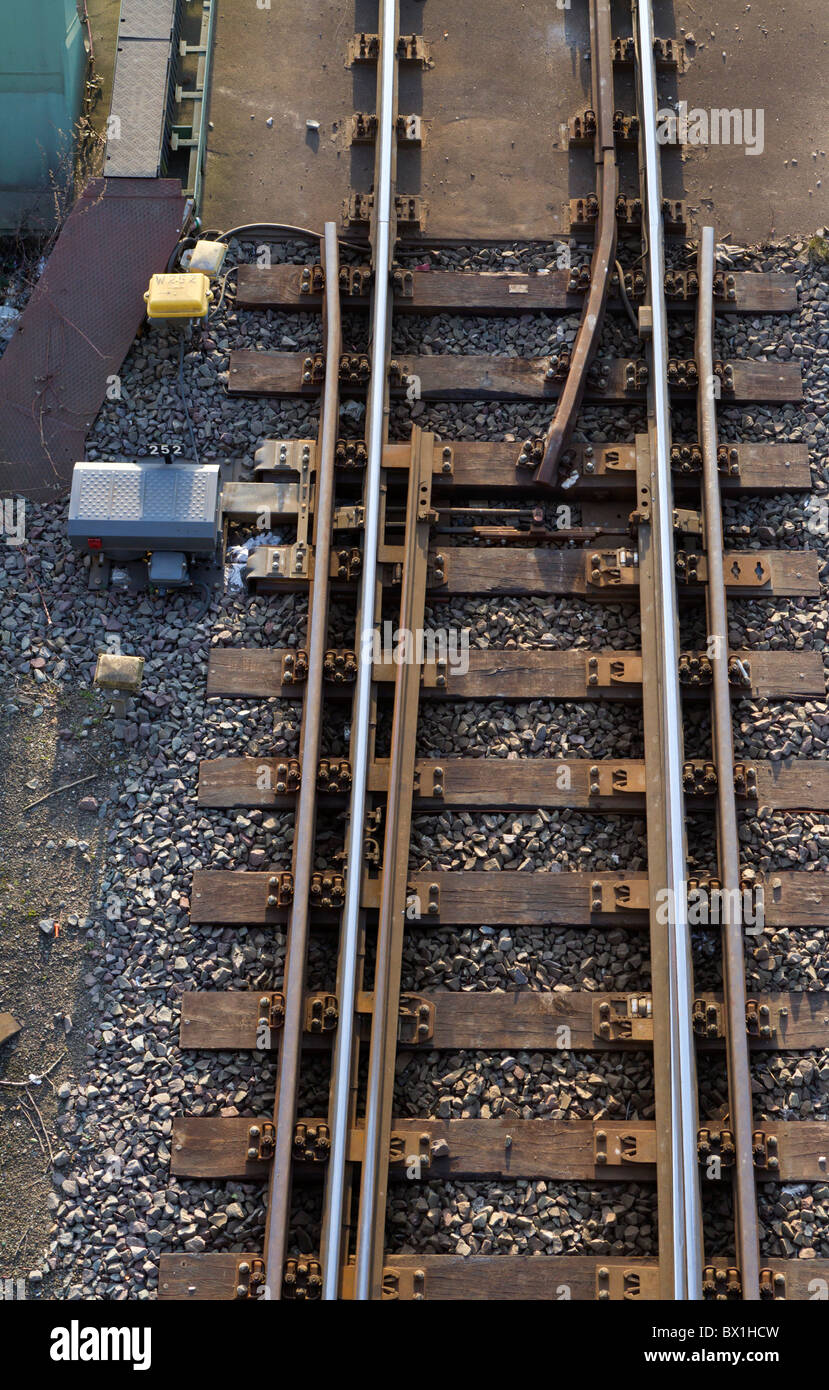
left=696, top=225, right=761, bottom=1299
left=534, top=0, right=617, bottom=485
left=320, top=0, right=400, bottom=1301
left=262, top=222, right=341, bottom=1298
left=633, top=0, right=703, bottom=1299
left=353, top=430, right=432, bottom=1299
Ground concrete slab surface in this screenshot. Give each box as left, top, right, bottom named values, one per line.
left=200, top=0, right=829, bottom=242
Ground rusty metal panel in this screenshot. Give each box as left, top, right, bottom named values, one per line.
left=0, top=178, right=186, bottom=502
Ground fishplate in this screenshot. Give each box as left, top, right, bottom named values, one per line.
left=266, top=872, right=294, bottom=908
left=392, top=266, right=415, bottom=297
left=692, top=998, right=725, bottom=1039
left=612, top=111, right=639, bottom=143
left=334, top=547, right=362, bottom=582
left=258, top=992, right=285, bottom=1034
left=381, top=1267, right=426, bottom=1300
left=713, top=271, right=737, bottom=302
left=594, top=1127, right=657, bottom=1166
left=590, top=879, right=649, bottom=914
left=713, top=360, right=736, bottom=394
left=339, top=264, right=372, bottom=297
left=334, top=438, right=368, bottom=469
left=298, top=263, right=325, bottom=296
left=586, top=654, right=644, bottom=688
left=427, top=551, right=448, bottom=587
left=545, top=349, right=571, bottom=382
left=435, top=443, right=454, bottom=478
left=612, top=35, right=680, bottom=69
left=678, top=652, right=712, bottom=687
left=339, top=353, right=370, bottom=385
left=668, top=443, right=740, bottom=477
left=682, top=761, right=717, bottom=795
left=622, top=358, right=649, bottom=393
left=751, top=1129, right=780, bottom=1172
left=516, top=436, right=545, bottom=469
left=569, top=108, right=597, bottom=142
left=586, top=548, right=638, bottom=588
left=569, top=110, right=638, bottom=147
left=421, top=657, right=449, bottom=691
left=567, top=263, right=592, bottom=294
left=718, top=444, right=740, bottom=476
left=282, top=1259, right=322, bottom=1301
left=672, top=507, right=704, bottom=537
left=671, top=443, right=702, bottom=475
left=253, top=438, right=317, bottom=478
left=281, top=648, right=308, bottom=685
left=734, top=762, right=759, bottom=798
left=398, top=993, right=435, bottom=1044
left=623, top=267, right=647, bottom=301
left=666, top=357, right=699, bottom=390
left=342, top=192, right=373, bottom=226
left=746, top=997, right=778, bottom=1040
left=333, top=503, right=365, bottom=529
left=247, top=1120, right=275, bottom=1162
left=594, top=994, right=653, bottom=1043
left=301, top=353, right=325, bottom=385
left=293, top=1122, right=331, bottom=1163
left=686, top=875, right=765, bottom=926
left=324, top=648, right=358, bottom=683
left=588, top=764, right=647, bottom=797
left=346, top=32, right=431, bottom=65
left=664, top=269, right=699, bottom=301
left=274, top=759, right=301, bottom=794
left=728, top=655, right=752, bottom=688
left=309, top=873, right=346, bottom=909
left=760, top=1268, right=786, bottom=1300
left=317, top=758, right=352, bottom=794
left=395, top=195, right=427, bottom=231
left=268, top=543, right=311, bottom=580
left=362, top=806, right=384, bottom=867
left=703, top=1266, right=742, bottom=1300
left=235, top=1257, right=267, bottom=1299
left=388, top=1129, right=432, bottom=1172
left=596, top=1265, right=660, bottom=1300
left=697, top=1127, right=736, bottom=1169
left=344, top=193, right=426, bottom=230
left=420, top=764, right=445, bottom=799
left=304, top=994, right=339, bottom=1035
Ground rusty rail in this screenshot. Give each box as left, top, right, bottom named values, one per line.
left=262, top=223, right=341, bottom=1298
left=696, top=224, right=761, bottom=1298
left=532, top=0, right=618, bottom=485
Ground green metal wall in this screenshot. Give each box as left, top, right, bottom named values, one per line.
left=0, top=0, right=86, bottom=230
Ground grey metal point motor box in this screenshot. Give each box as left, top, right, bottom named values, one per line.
left=68, top=461, right=221, bottom=565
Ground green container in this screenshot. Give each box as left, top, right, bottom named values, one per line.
left=0, top=0, right=86, bottom=231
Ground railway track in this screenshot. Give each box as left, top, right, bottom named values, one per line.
left=156, top=1, right=829, bottom=1301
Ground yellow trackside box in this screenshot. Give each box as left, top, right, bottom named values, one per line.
left=144, top=272, right=212, bottom=321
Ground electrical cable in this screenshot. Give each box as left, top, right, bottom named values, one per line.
left=211, top=221, right=368, bottom=250
left=615, top=258, right=639, bottom=329
left=177, top=334, right=201, bottom=465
